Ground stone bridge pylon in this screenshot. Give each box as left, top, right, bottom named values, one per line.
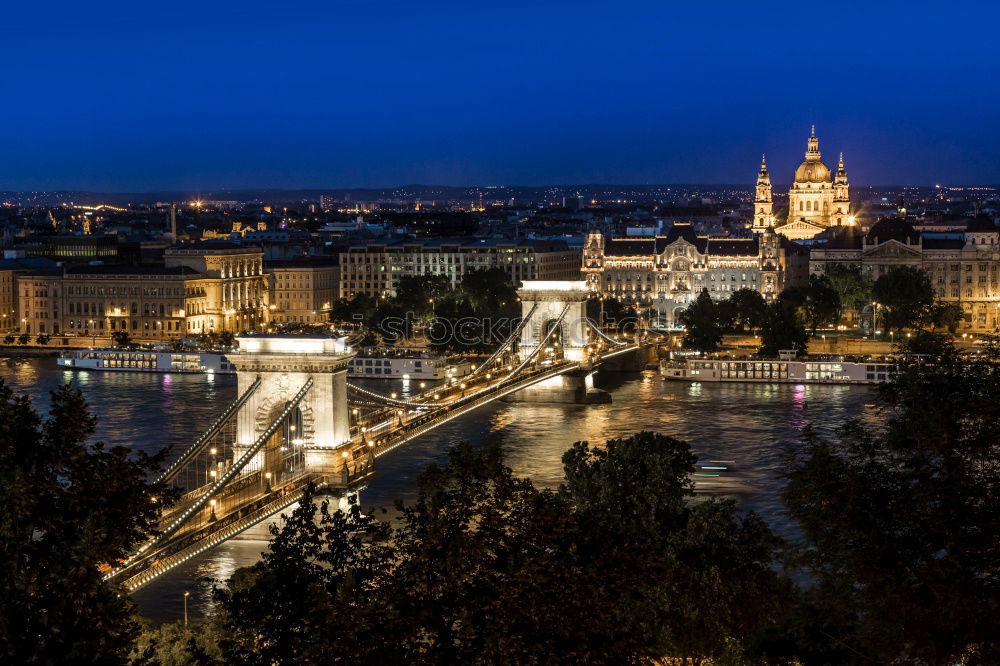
left=516, top=280, right=591, bottom=362
left=231, top=335, right=356, bottom=475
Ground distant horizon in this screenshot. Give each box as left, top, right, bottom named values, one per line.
left=2, top=181, right=997, bottom=199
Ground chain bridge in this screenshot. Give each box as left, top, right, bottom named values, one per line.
left=106, top=281, right=664, bottom=592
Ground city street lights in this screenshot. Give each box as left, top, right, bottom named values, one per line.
left=183, top=591, right=189, bottom=626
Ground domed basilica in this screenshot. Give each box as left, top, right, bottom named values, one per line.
left=751, top=127, right=852, bottom=240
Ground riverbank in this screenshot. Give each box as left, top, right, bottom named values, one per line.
left=0, top=346, right=60, bottom=357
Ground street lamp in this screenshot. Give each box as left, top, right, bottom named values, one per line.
left=183, top=591, right=190, bottom=626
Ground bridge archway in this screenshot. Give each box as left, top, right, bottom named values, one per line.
left=517, top=281, right=590, bottom=362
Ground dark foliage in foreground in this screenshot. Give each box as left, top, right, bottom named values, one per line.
left=780, top=334, right=1000, bottom=664
left=209, top=433, right=788, bottom=665
left=0, top=379, right=175, bottom=665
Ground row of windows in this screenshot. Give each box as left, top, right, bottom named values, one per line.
left=67, top=285, right=183, bottom=297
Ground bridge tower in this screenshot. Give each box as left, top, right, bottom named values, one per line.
left=231, top=335, right=356, bottom=475
left=517, top=280, right=591, bottom=362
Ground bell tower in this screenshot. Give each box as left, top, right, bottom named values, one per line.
left=832, top=152, right=851, bottom=226
left=752, top=155, right=773, bottom=233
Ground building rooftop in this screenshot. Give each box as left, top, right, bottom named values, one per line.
left=866, top=218, right=921, bottom=245
left=705, top=238, right=759, bottom=256
left=65, top=263, right=203, bottom=276
left=602, top=223, right=762, bottom=257
left=965, top=215, right=998, bottom=233
left=0, top=257, right=59, bottom=271
left=345, top=237, right=572, bottom=251
left=166, top=241, right=261, bottom=252
left=266, top=257, right=340, bottom=269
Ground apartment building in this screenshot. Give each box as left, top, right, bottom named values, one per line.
left=339, top=238, right=580, bottom=298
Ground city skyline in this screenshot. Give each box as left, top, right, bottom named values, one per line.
left=2, top=1, right=999, bottom=191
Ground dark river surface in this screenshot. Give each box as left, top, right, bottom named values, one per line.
left=0, top=355, right=875, bottom=624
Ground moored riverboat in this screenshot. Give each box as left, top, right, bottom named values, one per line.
left=660, top=357, right=894, bottom=384
left=57, top=349, right=235, bottom=374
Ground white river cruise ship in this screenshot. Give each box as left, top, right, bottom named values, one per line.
left=57, top=350, right=235, bottom=374
left=660, top=357, right=894, bottom=384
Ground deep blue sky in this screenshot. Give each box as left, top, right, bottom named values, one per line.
left=1, top=0, right=998, bottom=191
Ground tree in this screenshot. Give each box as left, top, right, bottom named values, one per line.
left=111, top=330, right=132, bottom=348
left=759, top=299, right=808, bottom=356
left=727, top=288, right=767, bottom=333
left=330, top=293, right=376, bottom=324
left=216, top=436, right=789, bottom=664
left=3, top=334, right=15, bottom=345
left=35, top=334, right=51, bottom=345
left=561, top=433, right=790, bottom=664
left=782, top=336, right=1000, bottom=663
left=922, top=301, right=965, bottom=334
left=823, top=263, right=873, bottom=323
left=132, top=620, right=225, bottom=665
left=217, top=331, right=236, bottom=349
left=425, top=269, right=520, bottom=353
left=17, top=333, right=29, bottom=345
left=872, top=265, right=933, bottom=334
left=592, top=297, right=633, bottom=333
left=800, top=274, right=841, bottom=333
left=0, top=381, right=176, bottom=664
left=781, top=277, right=840, bottom=334
left=215, top=485, right=394, bottom=665
left=393, top=274, right=452, bottom=318
left=678, top=289, right=723, bottom=353
left=274, top=322, right=328, bottom=335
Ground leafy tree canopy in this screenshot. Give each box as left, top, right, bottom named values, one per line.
left=822, top=263, right=873, bottom=319
left=0, top=381, right=175, bottom=664
left=872, top=265, right=933, bottom=333
left=214, top=434, right=789, bottom=665
left=782, top=335, right=1000, bottom=664
left=678, top=289, right=723, bottom=353
left=759, top=299, right=808, bottom=356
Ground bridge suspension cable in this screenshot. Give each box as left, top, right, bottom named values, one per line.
left=346, top=382, right=432, bottom=409
left=500, top=303, right=571, bottom=382
left=343, top=303, right=539, bottom=409
left=586, top=318, right=627, bottom=346
left=109, top=378, right=315, bottom=580
left=344, top=328, right=367, bottom=347
left=155, top=377, right=262, bottom=486
left=464, top=302, right=537, bottom=378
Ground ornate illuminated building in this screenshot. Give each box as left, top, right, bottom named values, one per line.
left=810, top=215, right=1000, bottom=332
left=752, top=127, right=853, bottom=240
left=583, top=223, right=808, bottom=326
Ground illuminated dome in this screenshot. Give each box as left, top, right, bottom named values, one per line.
left=794, top=159, right=831, bottom=183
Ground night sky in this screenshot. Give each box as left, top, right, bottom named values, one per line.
left=1, top=0, right=997, bottom=191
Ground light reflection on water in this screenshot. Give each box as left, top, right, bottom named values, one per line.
left=0, top=356, right=874, bottom=624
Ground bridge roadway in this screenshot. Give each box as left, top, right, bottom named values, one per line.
left=115, top=342, right=645, bottom=591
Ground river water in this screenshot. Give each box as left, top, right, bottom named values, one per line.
left=0, top=355, right=874, bottom=624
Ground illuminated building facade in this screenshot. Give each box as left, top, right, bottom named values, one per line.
left=339, top=239, right=580, bottom=299
left=267, top=258, right=339, bottom=325
left=583, top=223, right=806, bottom=325
left=810, top=216, right=1000, bottom=332
left=165, top=242, right=269, bottom=334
